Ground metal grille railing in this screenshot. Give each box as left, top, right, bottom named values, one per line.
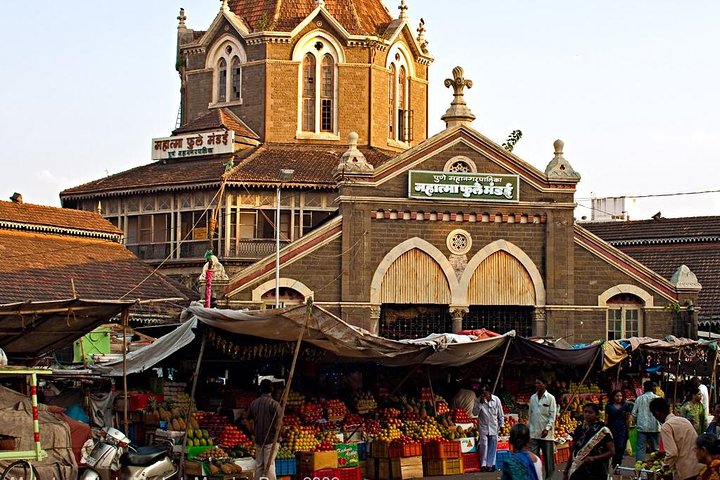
left=379, top=304, right=453, bottom=340
left=463, top=306, right=534, bottom=336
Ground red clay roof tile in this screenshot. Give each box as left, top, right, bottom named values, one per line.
left=0, top=200, right=122, bottom=236
left=174, top=108, right=260, bottom=140
left=227, top=0, right=392, bottom=35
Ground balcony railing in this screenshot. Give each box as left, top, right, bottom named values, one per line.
left=127, top=239, right=291, bottom=261
left=229, top=239, right=290, bottom=260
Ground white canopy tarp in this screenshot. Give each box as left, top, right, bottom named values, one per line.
left=93, top=318, right=197, bottom=376
left=187, top=304, right=513, bottom=367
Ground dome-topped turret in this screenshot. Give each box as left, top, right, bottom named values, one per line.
left=227, top=0, right=393, bottom=35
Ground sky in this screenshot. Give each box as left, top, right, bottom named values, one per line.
left=2, top=0, right=719, bottom=221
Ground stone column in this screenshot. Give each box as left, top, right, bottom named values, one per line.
left=533, top=308, right=547, bottom=337
left=369, top=305, right=381, bottom=335
left=449, top=306, right=469, bottom=333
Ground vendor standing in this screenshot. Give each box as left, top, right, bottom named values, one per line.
left=246, top=380, right=281, bottom=480
left=529, top=377, right=558, bottom=480
left=474, top=384, right=505, bottom=472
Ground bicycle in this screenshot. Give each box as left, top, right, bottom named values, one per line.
left=0, top=460, right=39, bottom=480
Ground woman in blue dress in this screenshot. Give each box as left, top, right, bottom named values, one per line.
left=605, top=389, right=631, bottom=467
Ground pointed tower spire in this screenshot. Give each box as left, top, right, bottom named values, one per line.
left=316, top=0, right=326, bottom=7
left=221, top=0, right=229, bottom=13
left=398, top=0, right=409, bottom=21
left=441, top=66, right=476, bottom=128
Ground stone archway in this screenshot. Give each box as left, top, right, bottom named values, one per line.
left=251, top=278, right=314, bottom=303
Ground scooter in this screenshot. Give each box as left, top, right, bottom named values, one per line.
left=81, top=427, right=132, bottom=480
left=118, top=443, right=177, bottom=480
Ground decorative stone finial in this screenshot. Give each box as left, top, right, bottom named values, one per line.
left=544, top=138, right=581, bottom=181
left=398, top=0, right=409, bottom=20
left=177, top=8, right=187, bottom=28
left=316, top=0, right=325, bottom=7
left=441, top=66, right=476, bottom=128
left=220, top=0, right=229, bottom=12
left=332, top=132, right=374, bottom=179
left=671, top=265, right=701, bottom=290
left=416, top=18, right=428, bottom=53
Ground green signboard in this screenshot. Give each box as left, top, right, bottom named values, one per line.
left=408, top=170, right=520, bottom=202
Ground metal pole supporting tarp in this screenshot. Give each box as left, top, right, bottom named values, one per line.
left=561, top=345, right=602, bottom=416
left=492, top=337, right=513, bottom=395
left=178, top=330, right=208, bottom=479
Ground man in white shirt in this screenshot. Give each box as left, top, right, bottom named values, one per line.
left=529, top=377, right=557, bottom=480
left=473, top=384, right=504, bottom=472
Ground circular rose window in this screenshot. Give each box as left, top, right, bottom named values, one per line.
left=447, top=229, right=472, bottom=255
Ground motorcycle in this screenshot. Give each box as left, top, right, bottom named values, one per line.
left=81, top=427, right=177, bottom=480
left=81, top=427, right=132, bottom=480
left=118, top=443, right=177, bottom=480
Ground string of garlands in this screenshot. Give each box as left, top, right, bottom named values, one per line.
left=207, top=329, right=325, bottom=361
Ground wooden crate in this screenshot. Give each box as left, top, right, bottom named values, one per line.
left=390, top=456, right=423, bottom=479
left=371, top=440, right=390, bottom=458
left=378, top=458, right=391, bottom=480
left=424, top=457, right=463, bottom=476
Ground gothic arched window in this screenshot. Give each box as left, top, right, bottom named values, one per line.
left=218, top=58, right=227, bottom=103
left=231, top=56, right=241, bottom=101
left=320, top=54, right=335, bottom=132
left=302, top=53, right=317, bottom=132
left=387, top=45, right=412, bottom=143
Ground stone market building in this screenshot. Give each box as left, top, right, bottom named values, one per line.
left=60, top=0, right=695, bottom=342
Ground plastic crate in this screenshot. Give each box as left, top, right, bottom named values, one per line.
left=357, top=442, right=367, bottom=460
left=335, top=466, right=361, bottom=480
left=424, top=458, right=463, bottom=476
left=389, top=442, right=422, bottom=458
left=275, top=458, right=297, bottom=476
left=423, top=440, right=461, bottom=459
left=555, top=445, right=571, bottom=464
left=496, top=449, right=511, bottom=469
left=462, top=452, right=481, bottom=473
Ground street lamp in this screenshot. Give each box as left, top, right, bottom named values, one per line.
left=276, top=169, right=295, bottom=308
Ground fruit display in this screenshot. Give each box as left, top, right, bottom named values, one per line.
left=374, top=424, right=403, bottom=442
left=435, top=401, right=450, bottom=415
left=633, top=451, right=672, bottom=480
left=275, top=445, right=295, bottom=459
left=313, top=440, right=336, bottom=452
left=218, top=424, right=252, bottom=448
left=324, top=399, right=348, bottom=422
left=300, top=402, right=324, bottom=423
left=194, top=412, right=228, bottom=442
left=208, top=460, right=243, bottom=476
left=451, top=408, right=473, bottom=424
left=499, top=415, right=519, bottom=437
left=187, top=428, right=214, bottom=446
left=194, top=447, right=229, bottom=461
left=353, top=392, right=377, bottom=414
left=554, top=412, right=579, bottom=438
left=228, top=444, right=255, bottom=458
left=284, top=426, right=320, bottom=452
left=286, top=390, right=305, bottom=408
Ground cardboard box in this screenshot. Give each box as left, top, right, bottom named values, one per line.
left=184, top=460, right=206, bottom=476
left=335, top=443, right=359, bottom=467
left=297, top=450, right=338, bottom=471
left=456, top=437, right=477, bottom=453
left=390, top=456, right=423, bottom=479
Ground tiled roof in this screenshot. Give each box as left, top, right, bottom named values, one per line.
left=585, top=217, right=720, bottom=319
left=228, top=0, right=393, bottom=35
left=617, top=243, right=720, bottom=320
left=60, top=150, right=254, bottom=199
left=61, top=144, right=395, bottom=197
left=0, top=229, right=191, bottom=304
left=226, top=144, right=394, bottom=186
left=0, top=200, right=121, bottom=237
left=174, top=108, right=260, bottom=140
left=583, top=216, right=720, bottom=245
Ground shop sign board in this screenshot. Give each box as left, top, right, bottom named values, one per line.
left=151, top=129, right=235, bottom=160
left=408, top=170, right=520, bottom=202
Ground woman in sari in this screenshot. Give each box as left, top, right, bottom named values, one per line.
left=502, top=423, right=542, bottom=480
left=563, top=403, right=615, bottom=480
left=696, top=433, right=720, bottom=480
left=605, top=389, right=632, bottom=467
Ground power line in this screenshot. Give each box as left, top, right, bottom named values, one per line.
left=577, top=187, right=720, bottom=201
